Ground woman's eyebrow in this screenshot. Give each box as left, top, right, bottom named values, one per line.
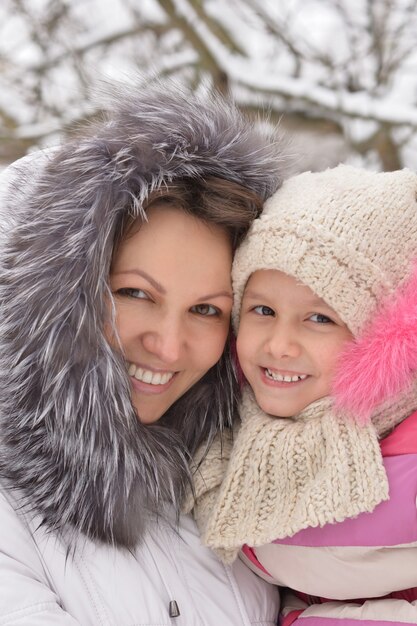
left=111, top=270, right=232, bottom=302
left=112, top=269, right=166, bottom=294
left=196, top=291, right=233, bottom=302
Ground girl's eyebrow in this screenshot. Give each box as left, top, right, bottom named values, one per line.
left=309, top=296, right=336, bottom=310
left=243, top=289, right=269, bottom=300
left=243, top=289, right=333, bottom=309
left=309, top=296, right=328, bottom=306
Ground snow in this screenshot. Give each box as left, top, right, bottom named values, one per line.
left=1, top=0, right=416, bottom=169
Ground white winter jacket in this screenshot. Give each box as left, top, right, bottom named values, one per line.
left=0, top=487, right=279, bottom=625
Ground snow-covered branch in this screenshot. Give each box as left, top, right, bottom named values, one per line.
left=1, top=0, right=416, bottom=169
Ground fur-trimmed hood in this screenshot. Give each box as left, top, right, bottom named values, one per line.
left=0, top=81, right=284, bottom=547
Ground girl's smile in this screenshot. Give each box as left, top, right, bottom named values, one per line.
left=262, top=367, right=310, bottom=386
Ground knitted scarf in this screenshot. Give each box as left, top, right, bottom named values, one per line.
left=188, top=387, right=390, bottom=563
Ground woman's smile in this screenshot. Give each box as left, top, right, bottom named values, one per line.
left=128, top=362, right=176, bottom=387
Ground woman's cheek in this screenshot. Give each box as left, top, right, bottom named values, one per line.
left=204, top=321, right=230, bottom=366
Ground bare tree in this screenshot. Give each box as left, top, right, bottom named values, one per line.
left=1, top=0, right=416, bottom=170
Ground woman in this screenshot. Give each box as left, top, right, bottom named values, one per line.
left=0, top=82, right=283, bottom=624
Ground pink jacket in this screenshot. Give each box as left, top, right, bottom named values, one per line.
left=242, top=410, right=417, bottom=625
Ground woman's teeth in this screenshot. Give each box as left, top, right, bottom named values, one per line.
left=128, top=363, right=174, bottom=385
left=265, top=369, right=308, bottom=383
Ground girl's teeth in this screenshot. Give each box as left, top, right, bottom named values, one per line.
left=265, top=369, right=307, bottom=383
left=128, top=363, right=174, bottom=385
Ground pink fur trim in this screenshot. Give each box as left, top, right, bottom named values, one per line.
left=333, top=262, right=417, bottom=424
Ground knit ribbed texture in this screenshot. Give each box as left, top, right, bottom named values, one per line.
left=194, top=389, right=389, bottom=563
left=186, top=383, right=417, bottom=561
left=183, top=428, right=235, bottom=530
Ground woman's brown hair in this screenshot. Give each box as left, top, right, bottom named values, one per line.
left=113, top=176, right=263, bottom=258
left=111, top=176, right=263, bottom=463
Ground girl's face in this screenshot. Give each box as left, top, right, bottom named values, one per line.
left=109, top=205, right=233, bottom=424
left=237, top=270, right=353, bottom=417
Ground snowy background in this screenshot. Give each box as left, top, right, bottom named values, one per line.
left=1, top=0, right=416, bottom=172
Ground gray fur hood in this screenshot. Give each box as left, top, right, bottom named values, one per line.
left=0, top=82, right=284, bottom=547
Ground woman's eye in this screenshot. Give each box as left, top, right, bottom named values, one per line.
left=115, top=288, right=149, bottom=300
left=309, top=313, right=333, bottom=324
left=253, top=305, right=274, bottom=316
left=191, top=303, right=219, bottom=316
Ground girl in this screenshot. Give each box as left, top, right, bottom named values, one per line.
left=191, top=165, right=417, bottom=625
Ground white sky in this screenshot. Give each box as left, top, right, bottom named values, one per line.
left=0, top=0, right=416, bottom=168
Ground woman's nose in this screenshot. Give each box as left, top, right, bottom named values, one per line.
left=265, top=323, right=301, bottom=359
left=141, top=315, right=184, bottom=364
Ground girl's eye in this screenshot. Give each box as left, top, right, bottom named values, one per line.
left=115, top=288, right=149, bottom=300
left=191, top=303, right=220, bottom=316
left=309, top=313, right=333, bottom=324
left=253, top=305, right=275, bottom=316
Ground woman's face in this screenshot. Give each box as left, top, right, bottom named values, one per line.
left=109, top=205, right=233, bottom=424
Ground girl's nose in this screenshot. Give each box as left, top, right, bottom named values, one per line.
left=265, top=323, right=301, bottom=359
